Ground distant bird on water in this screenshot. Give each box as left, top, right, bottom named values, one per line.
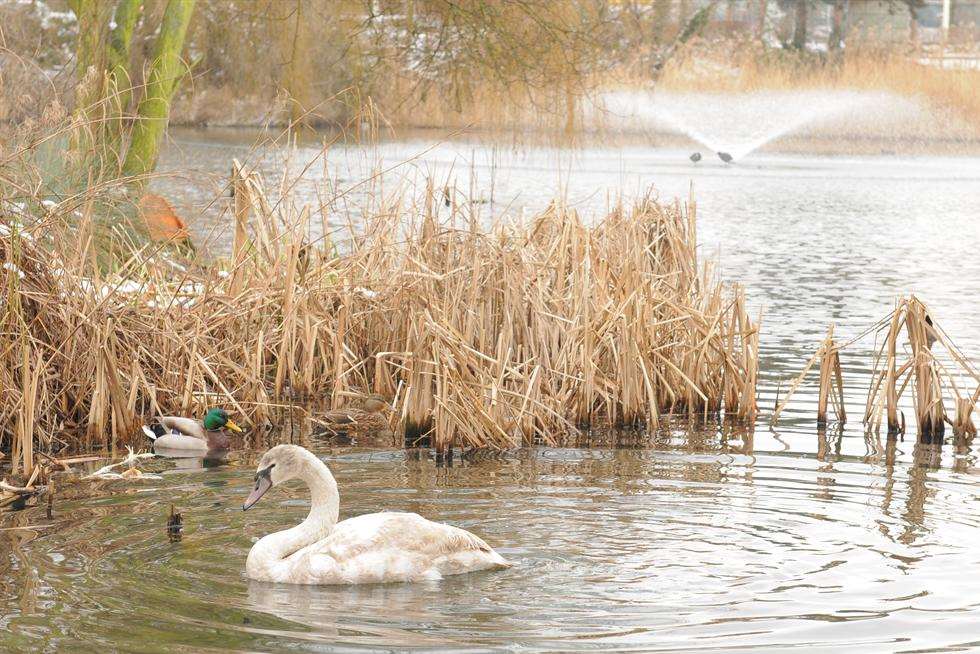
left=689, top=152, right=702, bottom=162
left=717, top=151, right=734, bottom=163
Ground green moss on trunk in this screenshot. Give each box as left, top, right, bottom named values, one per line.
left=122, top=0, right=196, bottom=178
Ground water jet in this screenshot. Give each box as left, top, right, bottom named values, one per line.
left=601, top=89, right=895, bottom=159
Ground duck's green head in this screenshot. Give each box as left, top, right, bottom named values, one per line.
left=203, top=408, right=242, bottom=432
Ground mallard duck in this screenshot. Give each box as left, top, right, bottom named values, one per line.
left=316, top=394, right=390, bottom=438
left=142, top=408, right=242, bottom=453
left=243, top=444, right=510, bottom=584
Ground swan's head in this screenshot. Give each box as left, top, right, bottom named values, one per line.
left=243, top=444, right=309, bottom=511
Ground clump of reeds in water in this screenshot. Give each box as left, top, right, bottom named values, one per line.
left=773, top=297, right=978, bottom=443
left=771, top=324, right=846, bottom=427
left=0, top=162, right=759, bottom=467
left=864, top=297, right=977, bottom=441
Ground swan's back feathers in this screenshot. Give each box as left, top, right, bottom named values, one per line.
left=317, top=512, right=491, bottom=558
left=438, top=525, right=494, bottom=555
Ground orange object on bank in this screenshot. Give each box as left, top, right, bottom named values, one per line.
left=139, top=194, right=190, bottom=242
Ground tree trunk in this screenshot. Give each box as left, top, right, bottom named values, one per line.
left=651, top=0, right=670, bottom=44
left=67, top=0, right=113, bottom=109
left=107, top=0, right=143, bottom=107
left=123, top=0, right=196, bottom=178
left=105, top=0, right=144, bottom=167
left=909, top=2, right=920, bottom=48
left=282, top=0, right=313, bottom=126
left=828, top=0, right=845, bottom=51
left=757, top=0, right=768, bottom=41
left=792, top=0, right=808, bottom=50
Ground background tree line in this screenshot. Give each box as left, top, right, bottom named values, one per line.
left=0, top=0, right=956, bottom=183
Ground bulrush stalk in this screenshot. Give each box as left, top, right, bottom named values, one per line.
left=815, top=325, right=845, bottom=426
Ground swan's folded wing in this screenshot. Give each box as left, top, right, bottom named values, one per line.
left=316, top=512, right=492, bottom=559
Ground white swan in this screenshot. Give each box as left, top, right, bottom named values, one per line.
left=242, top=444, right=510, bottom=585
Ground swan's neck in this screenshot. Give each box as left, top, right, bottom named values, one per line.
left=246, top=454, right=340, bottom=580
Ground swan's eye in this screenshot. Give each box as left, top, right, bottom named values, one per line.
left=255, top=463, right=275, bottom=482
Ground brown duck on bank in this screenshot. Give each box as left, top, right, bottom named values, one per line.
left=316, top=394, right=391, bottom=439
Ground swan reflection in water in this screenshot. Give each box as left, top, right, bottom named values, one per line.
left=244, top=577, right=481, bottom=648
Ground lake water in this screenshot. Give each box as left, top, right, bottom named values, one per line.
left=2, top=442, right=980, bottom=652
left=3, top=130, right=980, bottom=652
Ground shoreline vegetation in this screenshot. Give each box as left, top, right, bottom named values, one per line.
left=1, top=129, right=760, bottom=472
left=3, top=3, right=979, bottom=147
left=160, top=43, right=980, bottom=143
left=155, top=43, right=980, bottom=155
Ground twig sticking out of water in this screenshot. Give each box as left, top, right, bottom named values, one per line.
left=83, top=447, right=159, bottom=479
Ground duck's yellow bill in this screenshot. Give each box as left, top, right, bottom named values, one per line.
left=225, top=420, right=243, bottom=433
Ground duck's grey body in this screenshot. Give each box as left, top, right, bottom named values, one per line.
left=160, top=416, right=207, bottom=440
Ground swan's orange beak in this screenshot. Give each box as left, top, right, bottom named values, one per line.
left=225, top=420, right=243, bottom=433
left=243, top=470, right=272, bottom=511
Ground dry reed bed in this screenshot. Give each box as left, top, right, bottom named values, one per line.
left=0, top=173, right=759, bottom=472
